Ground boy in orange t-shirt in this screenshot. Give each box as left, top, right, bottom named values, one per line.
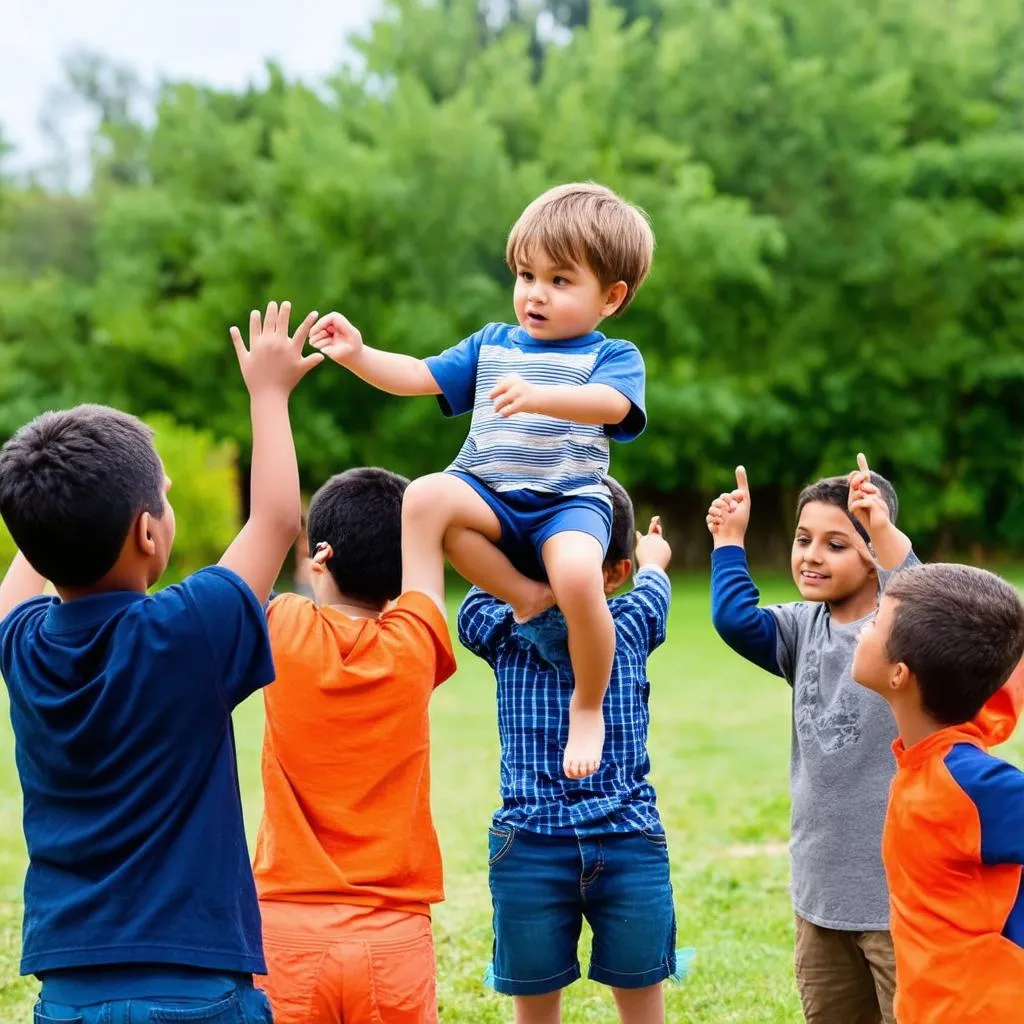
left=852, top=563, right=1024, bottom=1024
left=253, top=467, right=547, bottom=1024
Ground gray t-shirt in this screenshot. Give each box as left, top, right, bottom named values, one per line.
left=768, top=554, right=918, bottom=931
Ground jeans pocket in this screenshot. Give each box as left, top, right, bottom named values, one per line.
left=35, top=1009, right=84, bottom=1024
left=488, top=826, right=516, bottom=866
left=148, top=993, right=241, bottom=1021
left=640, top=828, right=668, bottom=847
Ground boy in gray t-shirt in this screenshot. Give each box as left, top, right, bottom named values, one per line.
left=706, top=455, right=916, bottom=1024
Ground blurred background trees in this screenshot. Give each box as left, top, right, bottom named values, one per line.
left=2, top=0, right=1023, bottom=571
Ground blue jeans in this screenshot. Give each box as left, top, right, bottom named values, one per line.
left=487, top=826, right=677, bottom=996
left=34, top=972, right=272, bottom=1023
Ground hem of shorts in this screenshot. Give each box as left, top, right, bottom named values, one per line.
left=793, top=904, right=890, bottom=933
left=21, top=948, right=265, bottom=977
left=588, top=960, right=672, bottom=990
left=489, top=963, right=581, bottom=996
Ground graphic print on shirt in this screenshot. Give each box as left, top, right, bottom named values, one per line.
left=794, top=658, right=863, bottom=754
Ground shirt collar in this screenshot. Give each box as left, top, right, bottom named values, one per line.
left=891, top=721, right=984, bottom=768
left=46, top=590, right=147, bottom=634
left=512, top=327, right=605, bottom=351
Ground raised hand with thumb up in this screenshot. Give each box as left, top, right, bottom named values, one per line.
left=706, top=466, right=751, bottom=548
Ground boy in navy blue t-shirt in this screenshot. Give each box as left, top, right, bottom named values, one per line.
left=0, top=301, right=323, bottom=1021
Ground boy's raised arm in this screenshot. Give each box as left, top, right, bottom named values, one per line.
left=848, top=453, right=912, bottom=571
left=309, top=312, right=441, bottom=397
left=219, top=301, right=323, bottom=606
left=0, top=552, right=47, bottom=624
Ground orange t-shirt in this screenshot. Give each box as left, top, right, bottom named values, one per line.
left=883, top=667, right=1024, bottom=1024
left=253, top=592, right=456, bottom=916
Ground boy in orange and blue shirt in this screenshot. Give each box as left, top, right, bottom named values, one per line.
left=852, top=562, right=1024, bottom=1023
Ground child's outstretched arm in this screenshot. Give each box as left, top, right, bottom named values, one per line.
left=219, top=301, right=323, bottom=605
left=309, top=312, right=441, bottom=397
left=491, top=376, right=630, bottom=425
left=0, top=553, right=47, bottom=624
left=848, top=453, right=912, bottom=570
left=707, top=466, right=784, bottom=677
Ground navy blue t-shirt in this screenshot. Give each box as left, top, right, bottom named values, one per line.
left=0, top=566, right=275, bottom=976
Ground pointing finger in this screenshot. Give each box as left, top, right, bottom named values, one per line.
left=857, top=452, right=870, bottom=475
left=735, top=465, right=749, bottom=496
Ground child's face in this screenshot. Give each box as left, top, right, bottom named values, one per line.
left=852, top=594, right=898, bottom=696
left=513, top=246, right=625, bottom=341
left=790, top=501, right=875, bottom=605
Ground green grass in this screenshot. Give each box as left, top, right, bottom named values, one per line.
left=1, top=571, right=1023, bottom=1021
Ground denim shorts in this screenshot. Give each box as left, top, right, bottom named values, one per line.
left=451, top=471, right=612, bottom=580
left=486, top=825, right=678, bottom=995
left=34, top=970, right=271, bottom=1024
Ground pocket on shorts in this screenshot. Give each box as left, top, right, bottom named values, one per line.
left=369, top=932, right=437, bottom=1023
left=488, top=826, right=516, bottom=866
left=640, top=828, right=668, bottom=847
left=34, top=1009, right=84, bottom=1024
left=148, top=993, right=241, bottom=1022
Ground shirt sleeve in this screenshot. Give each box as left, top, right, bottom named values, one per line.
left=944, top=745, right=1024, bottom=865
left=710, top=546, right=785, bottom=678
left=174, top=566, right=277, bottom=709
left=589, top=339, right=647, bottom=441
left=457, top=587, right=512, bottom=666
left=878, top=548, right=921, bottom=592
left=381, top=591, right=457, bottom=688
left=0, top=596, right=55, bottom=679
left=423, top=326, right=488, bottom=418
left=612, top=566, right=671, bottom=654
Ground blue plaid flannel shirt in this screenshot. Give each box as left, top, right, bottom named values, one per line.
left=457, top=566, right=671, bottom=836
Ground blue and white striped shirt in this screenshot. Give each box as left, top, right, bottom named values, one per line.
left=425, top=323, right=646, bottom=498
left=457, top=566, right=671, bottom=836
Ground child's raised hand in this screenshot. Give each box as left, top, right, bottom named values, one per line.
left=635, top=516, right=671, bottom=571
left=848, top=452, right=892, bottom=536
left=308, top=311, right=364, bottom=367
left=706, top=466, right=751, bottom=547
left=230, top=301, right=322, bottom=397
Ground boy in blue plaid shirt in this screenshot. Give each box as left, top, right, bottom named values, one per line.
left=458, top=478, right=687, bottom=1024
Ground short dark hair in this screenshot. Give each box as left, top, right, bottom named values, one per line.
left=797, top=472, right=899, bottom=545
left=306, top=468, right=409, bottom=605
left=886, top=563, right=1024, bottom=725
left=604, top=476, right=635, bottom=565
left=0, top=405, right=165, bottom=587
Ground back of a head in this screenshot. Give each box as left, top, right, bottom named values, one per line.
left=797, top=471, right=899, bottom=543
left=604, top=476, right=635, bottom=565
left=886, top=563, right=1024, bottom=725
left=0, top=405, right=164, bottom=588
left=307, top=468, right=409, bottom=605
left=505, top=182, right=654, bottom=314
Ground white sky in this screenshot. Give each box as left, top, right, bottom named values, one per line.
left=0, top=0, right=379, bottom=171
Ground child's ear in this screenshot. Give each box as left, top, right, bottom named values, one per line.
left=890, top=661, right=913, bottom=696
left=134, top=512, right=157, bottom=557
left=601, top=281, right=629, bottom=317
left=603, top=558, right=632, bottom=594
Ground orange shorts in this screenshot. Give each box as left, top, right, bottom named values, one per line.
left=256, top=900, right=437, bottom=1024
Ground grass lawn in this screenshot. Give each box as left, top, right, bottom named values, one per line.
left=0, top=569, right=1022, bottom=1021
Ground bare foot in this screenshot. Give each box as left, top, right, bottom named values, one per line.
left=564, top=700, right=605, bottom=779
left=512, top=581, right=556, bottom=623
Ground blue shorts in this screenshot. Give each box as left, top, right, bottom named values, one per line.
left=35, top=967, right=270, bottom=1024
left=451, top=471, right=612, bottom=581
left=486, top=826, right=678, bottom=995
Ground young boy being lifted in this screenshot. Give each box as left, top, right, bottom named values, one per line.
left=309, top=182, right=654, bottom=779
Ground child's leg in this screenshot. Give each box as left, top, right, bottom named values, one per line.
left=612, top=984, right=664, bottom=1024
left=444, top=526, right=553, bottom=622
left=541, top=531, right=613, bottom=779
left=513, top=992, right=562, bottom=1024
left=857, top=931, right=896, bottom=1024
left=401, top=473, right=502, bottom=604
left=793, top=916, right=885, bottom=1023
